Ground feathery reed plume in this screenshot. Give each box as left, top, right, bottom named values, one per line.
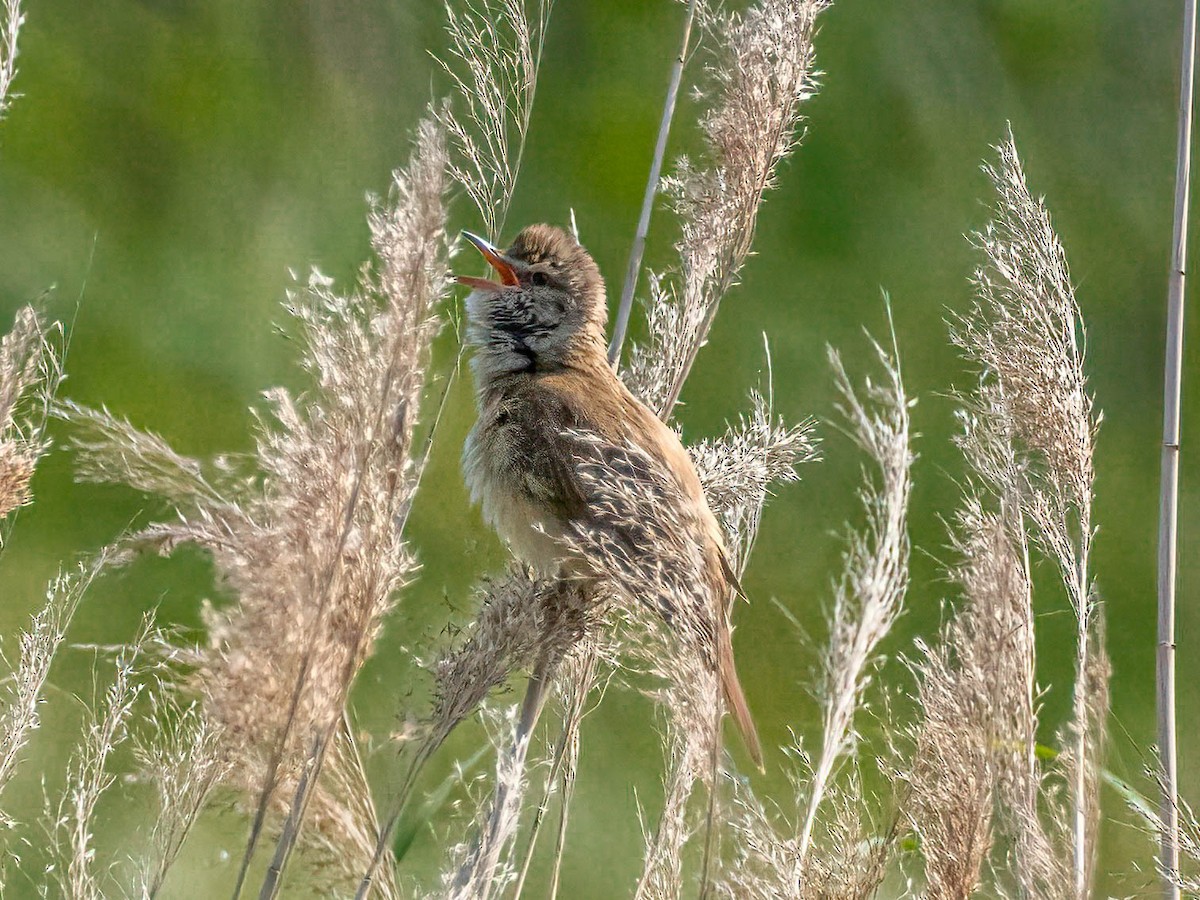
left=59, top=112, right=451, bottom=896
left=720, top=763, right=899, bottom=899
left=134, top=696, right=228, bottom=899
left=951, top=131, right=1106, bottom=899
left=691, top=375, right=819, bottom=572
left=293, top=724, right=401, bottom=900
left=446, top=705, right=531, bottom=900
left=427, top=574, right=594, bottom=760
left=908, top=502, right=1066, bottom=900
left=1, top=306, right=61, bottom=532
left=715, top=332, right=908, bottom=900
left=625, top=0, right=829, bottom=416
left=437, top=0, right=553, bottom=241
left=253, top=111, right=450, bottom=900
left=0, top=556, right=107, bottom=828
left=793, top=335, right=912, bottom=878
left=958, top=503, right=1063, bottom=900
left=0, top=0, right=23, bottom=120
left=43, top=617, right=155, bottom=900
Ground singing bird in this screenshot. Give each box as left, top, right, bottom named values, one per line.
left=458, top=224, right=762, bottom=767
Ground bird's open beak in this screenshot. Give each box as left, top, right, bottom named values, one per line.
left=457, top=231, right=520, bottom=291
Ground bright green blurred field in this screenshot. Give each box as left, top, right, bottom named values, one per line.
left=0, top=1, right=1196, bottom=896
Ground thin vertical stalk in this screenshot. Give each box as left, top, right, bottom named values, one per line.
left=607, top=0, right=698, bottom=365
left=1158, top=1, right=1195, bottom=897
left=1072, top=544, right=1092, bottom=898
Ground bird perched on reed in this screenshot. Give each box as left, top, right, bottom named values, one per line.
left=458, top=223, right=763, bottom=768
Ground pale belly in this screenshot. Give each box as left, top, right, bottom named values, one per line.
left=463, top=425, right=568, bottom=575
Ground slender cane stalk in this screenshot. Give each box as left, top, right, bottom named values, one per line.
left=607, top=0, right=698, bottom=365
left=1157, top=2, right=1195, bottom=897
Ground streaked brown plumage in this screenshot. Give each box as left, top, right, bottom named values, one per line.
left=459, top=223, right=762, bottom=768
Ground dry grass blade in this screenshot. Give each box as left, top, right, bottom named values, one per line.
left=0, top=555, right=107, bottom=828
left=794, top=334, right=912, bottom=878
left=952, top=130, right=1106, bottom=899
left=135, top=697, right=229, bottom=899
left=43, top=616, right=156, bottom=900
left=1128, top=766, right=1200, bottom=894
left=0, top=0, right=22, bottom=120
left=437, top=0, right=553, bottom=240
left=625, top=0, right=830, bottom=417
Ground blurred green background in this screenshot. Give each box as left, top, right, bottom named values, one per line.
left=0, top=0, right=1196, bottom=896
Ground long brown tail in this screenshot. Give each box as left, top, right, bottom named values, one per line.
left=717, top=618, right=763, bottom=770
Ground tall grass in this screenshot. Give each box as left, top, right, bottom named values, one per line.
left=0, top=0, right=1185, bottom=898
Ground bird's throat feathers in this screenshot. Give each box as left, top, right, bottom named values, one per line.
left=465, top=289, right=608, bottom=384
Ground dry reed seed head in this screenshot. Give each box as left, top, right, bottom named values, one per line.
left=953, top=133, right=1106, bottom=899
left=690, top=386, right=820, bottom=565
left=1134, top=768, right=1200, bottom=893
left=0, top=306, right=43, bottom=430
left=430, top=571, right=598, bottom=752
left=0, top=439, right=34, bottom=520
left=1058, top=610, right=1110, bottom=885
left=53, top=113, right=450, bottom=887
left=0, top=0, right=22, bottom=119
left=954, top=134, right=1096, bottom=509
left=133, top=696, right=230, bottom=897
left=196, top=110, right=447, bottom=757
left=45, top=616, right=158, bottom=900
left=0, top=306, right=59, bottom=526
left=906, top=511, right=1033, bottom=900
left=59, top=400, right=233, bottom=512
left=437, top=0, right=552, bottom=238
left=945, top=501, right=1070, bottom=900
left=0, top=555, right=104, bottom=827
left=718, top=761, right=896, bottom=899
left=625, top=0, right=828, bottom=416
left=778, top=337, right=910, bottom=889
left=287, top=729, right=401, bottom=899
left=431, top=704, right=529, bottom=900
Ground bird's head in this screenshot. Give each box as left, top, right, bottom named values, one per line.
left=457, top=224, right=607, bottom=375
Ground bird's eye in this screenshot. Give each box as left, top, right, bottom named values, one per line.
left=530, top=271, right=549, bottom=287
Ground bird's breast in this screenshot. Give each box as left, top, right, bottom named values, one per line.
left=463, top=411, right=567, bottom=574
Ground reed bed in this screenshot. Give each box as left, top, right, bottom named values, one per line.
left=0, top=0, right=1186, bottom=898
